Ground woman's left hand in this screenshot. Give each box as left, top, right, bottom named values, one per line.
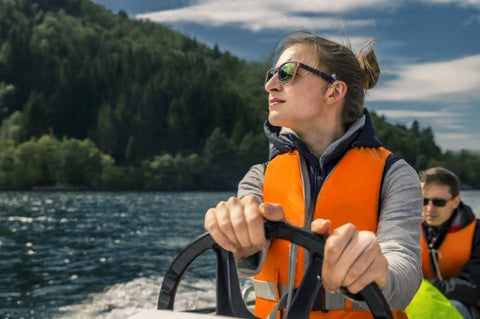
left=311, top=219, right=388, bottom=294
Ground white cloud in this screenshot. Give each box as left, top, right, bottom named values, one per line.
left=135, top=0, right=389, bottom=32
left=435, top=132, right=480, bottom=151
left=367, top=54, right=480, bottom=103
left=374, top=108, right=464, bottom=129
left=272, top=0, right=396, bottom=13
left=372, top=107, right=480, bottom=151
left=419, top=0, right=480, bottom=10
left=374, top=110, right=450, bottom=119
left=134, top=0, right=480, bottom=32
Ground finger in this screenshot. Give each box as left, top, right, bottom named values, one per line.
left=344, top=253, right=388, bottom=294
left=322, top=223, right=357, bottom=292
left=311, top=218, right=332, bottom=236
left=259, top=203, right=285, bottom=221
left=227, top=197, right=253, bottom=249
left=242, top=196, right=266, bottom=250
left=205, top=208, right=236, bottom=253
left=214, top=200, right=241, bottom=250
left=341, top=232, right=380, bottom=288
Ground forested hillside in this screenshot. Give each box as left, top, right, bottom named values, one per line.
left=0, top=0, right=479, bottom=190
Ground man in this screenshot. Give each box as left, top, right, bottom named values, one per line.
left=420, top=167, right=480, bottom=318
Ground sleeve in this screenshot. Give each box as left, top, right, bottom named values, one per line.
left=429, top=222, right=480, bottom=306
left=377, top=159, right=424, bottom=310
left=237, top=163, right=266, bottom=200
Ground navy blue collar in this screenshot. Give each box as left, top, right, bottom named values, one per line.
left=264, top=108, right=383, bottom=163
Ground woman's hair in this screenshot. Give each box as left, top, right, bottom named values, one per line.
left=419, top=167, right=461, bottom=197
left=272, top=30, right=380, bottom=126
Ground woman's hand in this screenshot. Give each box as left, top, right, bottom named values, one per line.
left=204, top=195, right=285, bottom=258
left=311, top=219, right=388, bottom=294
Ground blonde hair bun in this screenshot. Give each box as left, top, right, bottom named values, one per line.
left=356, top=39, right=380, bottom=90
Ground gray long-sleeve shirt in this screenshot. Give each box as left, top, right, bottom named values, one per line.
left=236, top=113, right=423, bottom=310
left=237, top=160, right=423, bottom=310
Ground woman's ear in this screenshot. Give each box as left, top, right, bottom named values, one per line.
left=325, top=81, right=348, bottom=104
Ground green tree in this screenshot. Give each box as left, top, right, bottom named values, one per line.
left=0, top=0, right=478, bottom=191
left=202, top=127, right=239, bottom=190
left=238, top=131, right=268, bottom=169
left=0, top=110, right=21, bottom=144
left=55, top=137, right=114, bottom=187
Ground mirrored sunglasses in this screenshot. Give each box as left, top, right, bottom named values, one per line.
left=265, top=61, right=336, bottom=85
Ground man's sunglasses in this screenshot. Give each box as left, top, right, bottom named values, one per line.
left=265, top=61, right=336, bottom=85
left=423, top=197, right=452, bottom=207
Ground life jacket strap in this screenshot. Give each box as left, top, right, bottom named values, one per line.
left=254, top=280, right=367, bottom=311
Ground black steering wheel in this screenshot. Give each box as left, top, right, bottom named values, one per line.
left=157, top=220, right=393, bottom=319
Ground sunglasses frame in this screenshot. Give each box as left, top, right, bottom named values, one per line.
left=423, top=197, right=452, bottom=207
left=265, top=61, right=336, bottom=85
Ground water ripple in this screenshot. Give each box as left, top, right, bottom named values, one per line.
left=0, top=191, right=233, bottom=319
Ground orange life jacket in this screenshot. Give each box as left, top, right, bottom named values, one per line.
left=254, top=147, right=407, bottom=319
left=421, top=219, right=477, bottom=279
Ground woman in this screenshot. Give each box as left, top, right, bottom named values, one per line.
left=204, top=30, right=423, bottom=318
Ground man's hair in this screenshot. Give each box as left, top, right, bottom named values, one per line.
left=419, top=167, right=460, bottom=197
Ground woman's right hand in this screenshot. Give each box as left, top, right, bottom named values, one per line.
left=204, top=195, right=285, bottom=258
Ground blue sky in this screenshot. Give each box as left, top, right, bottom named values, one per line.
left=94, top=0, right=480, bottom=152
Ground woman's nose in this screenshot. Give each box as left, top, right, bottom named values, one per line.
left=265, top=73, right=281, bottom=92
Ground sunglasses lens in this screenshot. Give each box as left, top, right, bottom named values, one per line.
left=265, top=70, right=272, bottom=83
left=423, top=198, right=448, bottom=207
left=265, top=62, right=298, bottom=84
left=432, top=199, right=447, bottom=207
left=278, top=62, right=297, bottom=83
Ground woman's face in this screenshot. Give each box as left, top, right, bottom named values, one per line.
left=265, top=44, right=331, bottom=133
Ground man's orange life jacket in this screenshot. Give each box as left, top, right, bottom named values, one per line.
left=254, top=147, right=407, bottom=319
left=421, top=219, right=477, bottom=279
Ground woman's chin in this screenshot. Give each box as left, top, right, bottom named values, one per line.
left=268, top=114, right=285, bottom=127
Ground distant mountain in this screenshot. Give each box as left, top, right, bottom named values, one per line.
left=0, top=0, right=267, bottom=165
left=0, top=0, right=479, bottom=189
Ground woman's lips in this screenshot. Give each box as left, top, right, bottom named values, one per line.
left=269, top=97, right=284, bottom=107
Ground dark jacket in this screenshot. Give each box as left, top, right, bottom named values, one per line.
left=423, top=202, right=480, bottom=314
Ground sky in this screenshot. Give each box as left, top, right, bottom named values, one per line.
left=93, top=0, right=480, bottom=152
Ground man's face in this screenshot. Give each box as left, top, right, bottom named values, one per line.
left=422, top=182, right=460, bottom=226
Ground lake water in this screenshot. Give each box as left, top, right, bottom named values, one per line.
left=1, top=190, right=479, bottom=319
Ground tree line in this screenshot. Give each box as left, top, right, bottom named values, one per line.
left=0, top=0, right=478, bottom=190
